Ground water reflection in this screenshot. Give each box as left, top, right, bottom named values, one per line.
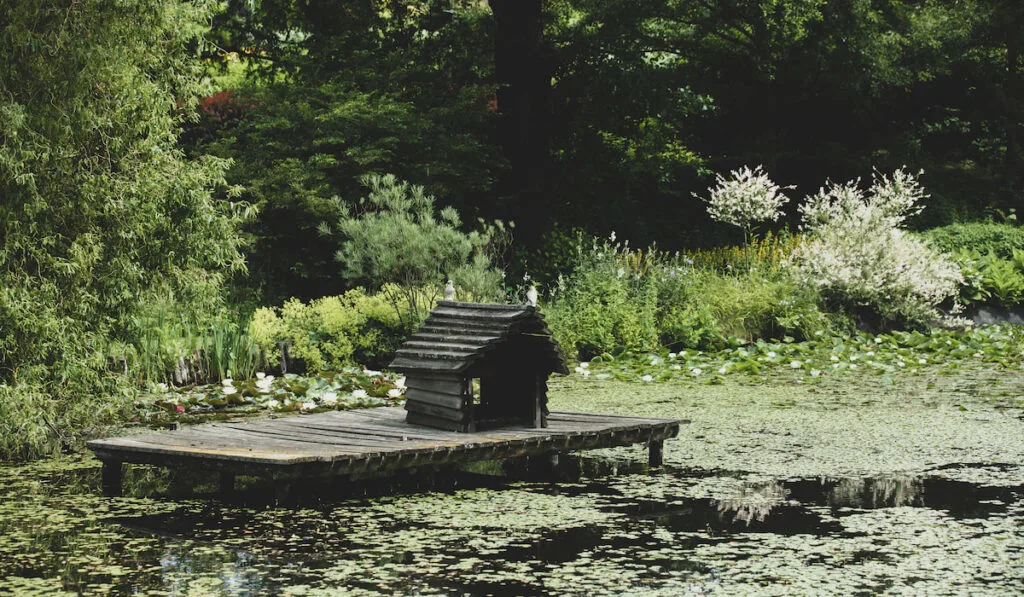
left=712, top=481, right=790, bottom=525
left=159, top=548, right=264, bottom=596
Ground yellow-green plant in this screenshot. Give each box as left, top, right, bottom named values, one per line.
left=253, top=288, right=410, bottom=372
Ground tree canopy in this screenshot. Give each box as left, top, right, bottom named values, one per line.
left=0, top=0, right=249, bottom=400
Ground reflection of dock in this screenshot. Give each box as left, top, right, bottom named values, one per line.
left=88, top=407, right=682, bottom=496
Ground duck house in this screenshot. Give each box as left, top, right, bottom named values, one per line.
left=389, top=301, right=569, bottom=432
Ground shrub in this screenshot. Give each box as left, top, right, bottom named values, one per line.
left=790, top=169, right=963, bottom=329
left=0, top=379, right=134, bottom=461
left=948, top=249, right=1024, bottom=308
left=919, top=222, right=1024, bottom=260
left=681, top=232, right=806, bottom=274
left=253, top=288, right=409, bottom=372
left=657, top=263, right=838, bottom=349
left=696, top=165, right=791, bottom=241
left=545, top=237, right=660, bottom=360
left=332, top=174, right=506, bottom=329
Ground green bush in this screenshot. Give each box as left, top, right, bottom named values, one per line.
left=546, top=234, right=847, bottom=359
left=949, top=249, right=1024, bottom=308
left=0, top=379, right=134, bottom=461
left=545, top=238, right=660, bottom=360
left=253, top=288, right=409, bottom=372
left=920, top=222, right=1024, bottom=260
left=657, top=266, right=838, bottom=350
left=332, top=174, right=507, bottom=327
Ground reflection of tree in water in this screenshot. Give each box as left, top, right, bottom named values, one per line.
left=711, top=475, right=926, bottom=525
left=830, top=476, right=923, bottom=509
left=160, top=547, right=263, bottom=596
left=713, top=481, right=790, bottom=525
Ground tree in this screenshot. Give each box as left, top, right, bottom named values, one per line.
left=333, top=174, right=506, bottom=328
left=189, top=0, right=505, bottom=304
left=0, top=0, right=249, bottom=457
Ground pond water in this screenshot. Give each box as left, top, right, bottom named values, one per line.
left=3, top=373, right=1023, bottom=596
left=1, top=453, right=1022, bottom=596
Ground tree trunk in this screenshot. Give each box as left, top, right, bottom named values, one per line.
left=489, top=0, right=551, bottom=243
left=1003, top=5, right=1022, bottom=193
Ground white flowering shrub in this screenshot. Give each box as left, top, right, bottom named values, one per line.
left=697, top=165, right=791, bottom=238
left=791, top=169, right=963, bottom=328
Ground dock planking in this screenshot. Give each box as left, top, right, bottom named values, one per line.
left=87, top=407, right=682, bottom=496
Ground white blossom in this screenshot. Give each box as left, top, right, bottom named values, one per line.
left=790, top=168, right=962, bottom=325
left=697, top=165, right=791, bottom=231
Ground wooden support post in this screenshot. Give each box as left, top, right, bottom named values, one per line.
left=219, top=471, right=235, bottom=494
left=101, top=461, right=123, bottom=497
left=648, top=440, right=664, bottom=468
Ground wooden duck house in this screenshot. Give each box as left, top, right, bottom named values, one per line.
left=389, top=301, right=569, bottom=432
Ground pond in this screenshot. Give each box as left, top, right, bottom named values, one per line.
left=2, top=369, right=1022, bottom=596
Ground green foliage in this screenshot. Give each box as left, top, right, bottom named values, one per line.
left=949, top=249, right=1024, bottom=308
left=189, top=2, right=504, bottom=304
left=130, top=297, right=260, bottom=387
left=658, top=268, right=834, bottom=350
left=0, top=0, right=249, bottom=460
left=139, top=369, right=405, bottom=422
left=546, top=237, right=661, bottom=360
left=252, top=289, right=409, bottom=373
left=0, top=381, right=133, bottom=462
left=333, top=175, right=506, bottom=326
left=682, top=232, right=806, bottom=274
left=546, top=233, right=846, bottom=359
left=920, top=222, right=1024, bottom=260
left=581, top=324, right=1024, bottom=384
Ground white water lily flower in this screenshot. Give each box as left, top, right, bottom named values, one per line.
left=387, top=388, right=403, bottom=398
left=351, top=389, right=368, bottom=399
left=221, top=378, right=233, bottom=386
left=691, top=368, right=702, bottom=375
left=395, top=377, right=406, bottom=388
left=255, top=375, right=274, bottom=392
left=321, top=392, right=338, bottom=406
left=300, top=402, right=317, bottom=410
left=668, top=352, right=677, bottom=359
left=363, top=369, right=382, bottom=377
left=671, top=364, right=682, bottom=370
left=641, top=374, right=654, bottom=382
left=221, top=386, right=236, bottom=395
left=718, top=366, right=727, bottom=374
left=790, top=360, right=802, bottom=368
left=265, top=399, right=280, bottom=409
left=256, top=372, right=266, bottom=380
left=767, top=351, right=777, bottom=359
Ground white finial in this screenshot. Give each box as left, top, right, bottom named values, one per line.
left=526, top=285, right=538, bottom=307
left=444, top=279, right=455, bottom=301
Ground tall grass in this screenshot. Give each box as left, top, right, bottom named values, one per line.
left=544, top=233, right=836, bottom=359
left=130, top=304, right=259, bottom=386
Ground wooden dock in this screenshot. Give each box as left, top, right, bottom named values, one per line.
left=87, top=407, right=682, bottom=496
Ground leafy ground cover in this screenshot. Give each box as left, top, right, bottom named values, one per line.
left=1, top=328, right=1022, bottom=595
left=577, top=325, right=1024, bottom=390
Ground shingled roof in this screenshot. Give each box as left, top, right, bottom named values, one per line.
left=389, top=301, right=570, bottom=375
